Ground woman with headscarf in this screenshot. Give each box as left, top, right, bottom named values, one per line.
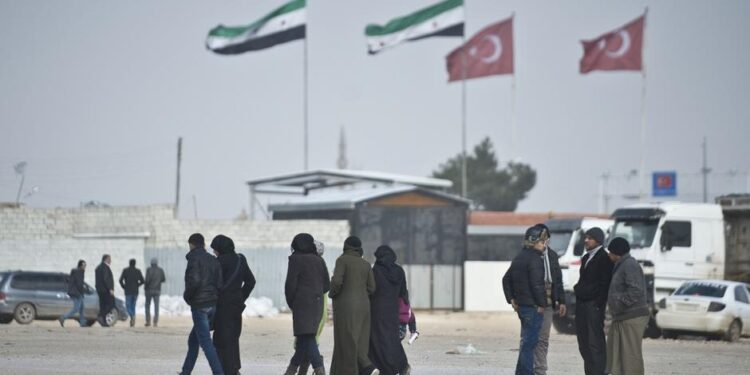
left=284, top=233, right=331, bottom=375
left=329, top=236, right=379, bottom=375
left=296, top=240, right=329, bottom=375
left=368, top=245, right=410, bottom=375
left=211, top=234, right=256, bottom=375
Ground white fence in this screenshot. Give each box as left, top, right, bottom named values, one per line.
left=463, top=261, right=513, bottom=312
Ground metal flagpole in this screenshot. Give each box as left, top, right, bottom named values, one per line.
left=303, top=28, right=309, bottom=171
left=638, top=8, right=648, bottom=201
left=510, top=13, right=517, bottom=161
left=460, top=4, right=468, bottom=198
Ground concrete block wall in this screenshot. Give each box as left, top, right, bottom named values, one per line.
left=0, top=205, right=350, bottom=301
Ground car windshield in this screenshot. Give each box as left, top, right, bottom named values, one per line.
left=610, top=219, right=659, bottom=249
left=549, top=231, right=573, bottom=257
left=674, top=282, right=727, bottom=298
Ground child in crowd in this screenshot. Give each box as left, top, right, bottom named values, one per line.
left=398, top=297, right=419, bottom=345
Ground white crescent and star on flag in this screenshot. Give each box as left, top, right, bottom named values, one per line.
left=468, top=34, right=503, bottom=64
left=597, top=29, right=631, bottom=58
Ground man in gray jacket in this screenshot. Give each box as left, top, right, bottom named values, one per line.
left=144, top=258, right=166, bottom=327
left=605, top=237, right=650, bottom=375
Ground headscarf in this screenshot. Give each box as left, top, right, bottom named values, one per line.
left=343, top=235, right=364, bottom=257
left=291, top=233, right=316, bottom=254
left=374, top=245, right=403, bottom=284
left=211, top=234, right=236, bottom=255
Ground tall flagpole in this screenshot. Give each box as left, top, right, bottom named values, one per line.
left=460, top=3, right=468, bottom=198
left=638, top=8, right=648, bottom=200
left=303, top=26, right=309, bottom=171
left=510, top=14, right=517, bottom=162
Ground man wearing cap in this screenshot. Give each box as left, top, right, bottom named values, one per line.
left=606, top=237, right=649, bottom=375
left=502, top=226, right=547, bottom=375
left=573, top=227, right=613, bottom=375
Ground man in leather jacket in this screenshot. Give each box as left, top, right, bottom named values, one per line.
left=180, top=233, right=224, bottom=375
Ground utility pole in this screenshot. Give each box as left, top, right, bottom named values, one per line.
left=701, top=137, right=711, bottom=203
left=14, top=162, right=27, bottom=205
left=175, top=137, right=183, bottom=218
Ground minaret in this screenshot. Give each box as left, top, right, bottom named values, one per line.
left=337, top=126, right=348, bottom=170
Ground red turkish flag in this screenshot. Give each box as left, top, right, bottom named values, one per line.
left=446, top=17, right=513, bottom=82
left=580, top=14, right=645, bottom=74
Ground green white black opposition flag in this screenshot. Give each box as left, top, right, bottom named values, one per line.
left=206, top=0, right=305, bottom=55
left=365, top=0, right=464, bottom=54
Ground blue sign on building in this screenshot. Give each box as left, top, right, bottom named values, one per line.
left=653, top=171, right=677, bottom=197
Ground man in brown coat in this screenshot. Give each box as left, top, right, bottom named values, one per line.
left=329, top=236, right=379, bottom=375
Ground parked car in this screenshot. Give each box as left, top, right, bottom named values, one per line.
left=0, top=270, right=128, bottom=326
left=656, top=279, right=750, bottom=342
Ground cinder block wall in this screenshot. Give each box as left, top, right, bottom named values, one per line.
left=0, top=205, right=349, bottom=299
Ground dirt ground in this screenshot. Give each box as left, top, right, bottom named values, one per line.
left=1, top=312, right=748, bottom=374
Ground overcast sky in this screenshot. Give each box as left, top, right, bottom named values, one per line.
left=1, top=0, right=748, bottom=219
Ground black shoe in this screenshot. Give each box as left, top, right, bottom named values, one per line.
left=58, top=318, right=64, bottom=327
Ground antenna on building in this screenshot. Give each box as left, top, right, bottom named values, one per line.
left=337, top=126, right=348, bottom=170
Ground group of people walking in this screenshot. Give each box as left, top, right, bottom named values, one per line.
left=178, top=232, right=415, bottom=375
left=282, top=234, right=414, bottom=375
left=503, top=224, right=650, bottom=375
left=58, top=254, right=166, bottom=328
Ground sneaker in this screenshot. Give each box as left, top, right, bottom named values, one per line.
left=58, top=318, right=64, bottom=327
left=369, top=369, right=380, bottom=375
left=408, top=331, right=419, bottom=345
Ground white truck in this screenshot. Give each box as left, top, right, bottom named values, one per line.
left=544, top=217, right=614, bottom=334
left=606, top=197, right=749, bottom=337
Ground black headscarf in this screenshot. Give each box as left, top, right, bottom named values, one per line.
left=374, top=245, right=403, bottom=284
left=291, top=233, right=316, bottom=254
left=344, top=235, right=364, bottom=257
left=211, top=234, right=235, bottom=255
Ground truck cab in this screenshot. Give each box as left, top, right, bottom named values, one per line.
left=610, top=203, right=725, bottom=303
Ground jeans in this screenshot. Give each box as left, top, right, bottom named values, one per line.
left=61, top=296, right=86, bottom=326
left=145, top=293, right=160, bottom=324
left=181, top=306, right=224, bottom=375
left=291, top=334, right=323, bottom=369
left=125, top=295, right=137, bottom=319
left=516, top=306, right=544, bottom=375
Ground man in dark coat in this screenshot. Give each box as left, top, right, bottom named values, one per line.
left=368, top=245, right=410, bottom=375
left=95, top=254, right=115, bottom=327
left=144, top=258, right=166, bottom=327
left=211, top=234, right=256, bottom=375
left=574, top=227, right=613, bottom=375
left=284, top=233, right=330, bottom=375
left=59, top=260, right=87, bottom=327
left=533, top=224, right=566, bottom=375
left=502, top=226, right=548, bottom=375
left=119, top=258, right=145, bottom=327
left=180, top=233, right=224, bottom=375
left=329, top=236, right=378, bottom=375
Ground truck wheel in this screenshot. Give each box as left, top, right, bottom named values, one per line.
left=661, top=329, right=678, bottom=339
left=552, top=316, right=576, bottom=335
left=723, top=319, right=742, bottom=342
left=14, top=303, right=36, bottom=325
left=643, top=316, right=662, bottom=339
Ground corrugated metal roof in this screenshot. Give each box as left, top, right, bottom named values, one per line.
left=268, top=185, right=468, bottom=213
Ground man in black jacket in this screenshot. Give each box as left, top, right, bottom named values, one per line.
left=95, top=254, right=115, bottom=327
left=503, top=226, right=548, bottom=375
left=180, top=233, right=224, bottom=375
left=59, top=260, right=87, bottom=327
left=533, top=224, right=566, bottom=375
left=573, top=227, right=613, bottom=375
left=119, top=258, right=145, bottom=327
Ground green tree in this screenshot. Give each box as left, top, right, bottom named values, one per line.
left=432, top=137, right=536, bottom=211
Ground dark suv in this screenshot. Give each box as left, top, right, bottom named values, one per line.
left=0, top=271, right=128, bottom=326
